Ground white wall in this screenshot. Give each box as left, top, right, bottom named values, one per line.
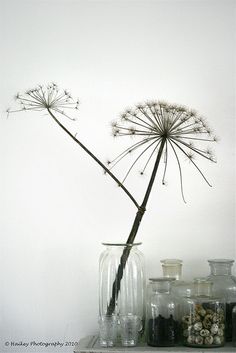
left=0, top=0, right=235, bottom=352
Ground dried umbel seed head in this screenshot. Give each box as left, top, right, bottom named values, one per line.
left=110, top=100, right=217, bottom=202
left=8, top=83, right=80, bottom=121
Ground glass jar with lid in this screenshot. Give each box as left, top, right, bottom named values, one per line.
left=161, top=259, right=193, bottom=297
left=182, top=278, right=225, bottom=348
left=207, top=259, right=236, bottom=341
left=146, top=277, right=180, bottom=347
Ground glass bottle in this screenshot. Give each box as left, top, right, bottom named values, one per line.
left=99, top=243, right=145, bottom=346
left=161, top=259, right=193, bottom=297
left=207, top=259, right=236, bottom=341
left=146, top=278, right=180, bottom=347
left=232, top=305, right=236, bottom=346
left=182, top=278, right=225, bottom=348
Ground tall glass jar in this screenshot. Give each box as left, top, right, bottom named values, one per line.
left=146, top=278, right=180, bottom=347
left=182, top=278, right=225, bottom=348
left=161, top=259, right=193, bottom=298
left=99, top=243, right=145, bottom=346
left=207, top=259, right=236, bottom=341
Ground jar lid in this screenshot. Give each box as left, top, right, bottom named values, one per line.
left=149, top=277, right=176, bottom=282
left=208, top=259, right=234, bottom=264
left=160, top=259, right=182, bottom=264
left=193, top=277, right=213, bottom=284
left=193, top=277, right=213, bottom=297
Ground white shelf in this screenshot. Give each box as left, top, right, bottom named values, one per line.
left=74, top=336, right=236, bottom=353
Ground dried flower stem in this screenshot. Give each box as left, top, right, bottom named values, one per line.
left=47, top=109, right=139, bottom=209
left=106, top=137, right=166, bottom=315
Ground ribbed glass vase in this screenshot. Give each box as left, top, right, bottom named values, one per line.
left=98, top=243, right=145, bottom=346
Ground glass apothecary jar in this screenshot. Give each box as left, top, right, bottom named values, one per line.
left=161, top=259, right=193, bottom=298
left=232, top=305, right=236, bottom=346
left=207, top=259, right=236, bottom=341
left=146, top=278, right=180, bottom=347
left=182, top=278, right=225, bottom=348
left=99, top=243, right=145, bottom=347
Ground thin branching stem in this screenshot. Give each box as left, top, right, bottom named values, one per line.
left=47, top=109, right=140, bottom=209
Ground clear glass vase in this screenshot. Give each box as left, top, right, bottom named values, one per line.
left=161, top=259, right=193, bottom=298
left=182, top=278, right=225, bottom=348
left=98, top=242, right=145, bottom=347
left=207, top=259, right=236, bottom=341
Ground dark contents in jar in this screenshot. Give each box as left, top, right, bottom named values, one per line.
left=147, top=314, right=179, bottom=346
left=232, top=306, right=236, bottom=345
left=226, top=302, right=236, bottom=341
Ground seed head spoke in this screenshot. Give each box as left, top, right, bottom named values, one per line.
left=162, top=142, right=168, bottom=185
left=170, top=138, right=212, bottom=187
left=122, top=138, right=160, bottom=184
left=168, top=139, right=186, bottom=202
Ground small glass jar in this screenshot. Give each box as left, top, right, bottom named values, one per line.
left=182, top=278, right=225, bottom=348
left=161, top=259, right=193, bottom=297
left=207, top=259, right=236, bottom=341
left=146, top=278, right=180, bottom=347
